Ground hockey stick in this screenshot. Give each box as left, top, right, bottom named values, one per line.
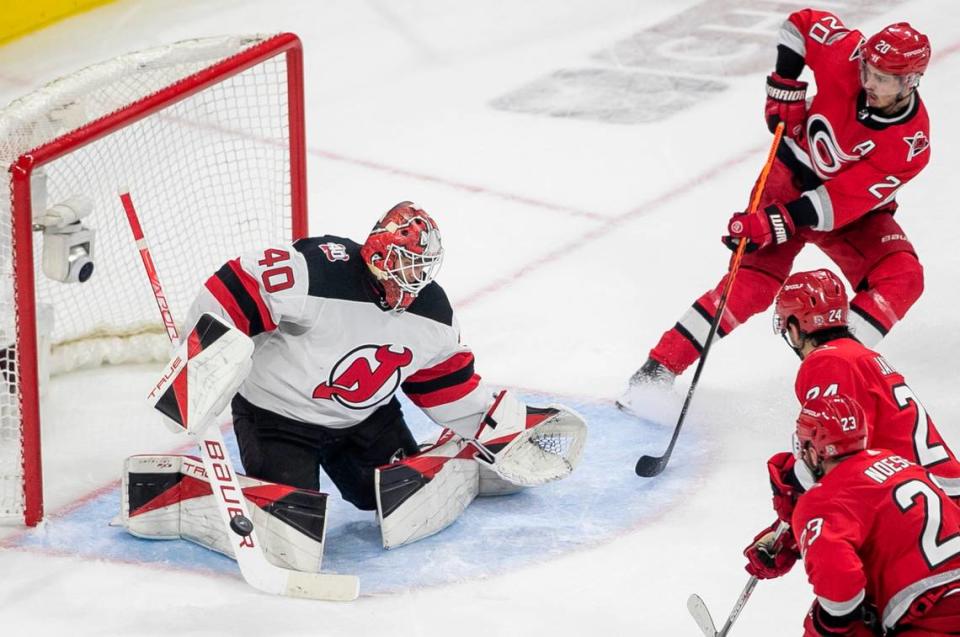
left=687, top=521, right=790, bottom=636
left=635, top=122, right=785, bottom=477
left=120, top=189, right=359, bottom=601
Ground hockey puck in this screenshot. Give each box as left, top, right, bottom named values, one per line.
left=229, top=514, right=254, bottom=537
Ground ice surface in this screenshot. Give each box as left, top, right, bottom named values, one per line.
left=0, top=1, right=958, bottom=635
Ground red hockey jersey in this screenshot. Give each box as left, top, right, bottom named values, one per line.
left=793, top=449, right=960, bottom=630
left=778, top=9, right=930, bottom=230
left=795, top=338, right=960, bottom=497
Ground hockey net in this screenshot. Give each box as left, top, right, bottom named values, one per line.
left=0, top=33, right=307, bottom=525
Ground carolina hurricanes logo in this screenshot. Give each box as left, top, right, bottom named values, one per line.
left=313, top=344, right=413, bottom=409
left=807, top=114, right=862, bottom=177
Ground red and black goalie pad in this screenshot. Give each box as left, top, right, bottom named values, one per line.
left=401, top=351, right=480, bottom=408
left=152, top=313, right=231, bottom=429
left=204, top=258, right=277, bottom=337
left=127, top=456, right=328, bottom=544
left=377, top=429, right=474, bottom=519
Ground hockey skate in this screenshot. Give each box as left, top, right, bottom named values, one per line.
left=616, top=358, right=676, bottom=414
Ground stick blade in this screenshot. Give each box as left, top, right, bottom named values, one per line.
left=284, top=571, right=360, bottom=602
left=635, top=453, right=668, bottom=477
left=687, top=594, right=718, bottom=637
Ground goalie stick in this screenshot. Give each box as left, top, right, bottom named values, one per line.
left=686, top=521, right=790, bottom=636
left=120, top=188, right=359, bottom=601
left=635, top=123, right=785, bottom=477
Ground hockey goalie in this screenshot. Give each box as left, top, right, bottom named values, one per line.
left=119, top=201, right=587, bottom=572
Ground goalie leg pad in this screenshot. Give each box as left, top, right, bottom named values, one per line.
left=121, top=454, right=328, bottom=573
left=375, top=429, right=479, bottom=549
left=473, top=390, right=588, bottom=487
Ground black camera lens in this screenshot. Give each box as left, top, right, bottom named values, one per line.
left=77, top=261, right=94, bottom=283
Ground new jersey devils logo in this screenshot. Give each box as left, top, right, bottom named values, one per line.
left=313, top=344, right=413, bottom=409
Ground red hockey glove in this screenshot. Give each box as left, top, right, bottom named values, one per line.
left=802, top=600, right=878, bottom=637
left=723, top=202, right=795, bottom=253
left=768, top=451, right=803, bottom=523
left=743, top=521, right=799, bottom=580
left=766, top=72, right=807, bottom=140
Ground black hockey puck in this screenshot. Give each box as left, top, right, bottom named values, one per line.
left=229, top=514, right=254, bottom=537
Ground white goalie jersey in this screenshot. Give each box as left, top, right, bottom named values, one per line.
left=182, top=235, right=492, bottom=437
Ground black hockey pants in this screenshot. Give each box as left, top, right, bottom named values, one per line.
left=231, top=393, right=419, bottom=510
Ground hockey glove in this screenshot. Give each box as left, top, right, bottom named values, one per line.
left=743, top=521, right=799, bottom=580
left=802, top=600, right=879, bottom=637
left=766, top=72, right=807, bottom=140
left=723, top=202, right=795, bottom=253
left=768, top=451, right=804, bottom=523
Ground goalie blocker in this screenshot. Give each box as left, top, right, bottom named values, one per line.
left=376, top=390, right=587, bottom=548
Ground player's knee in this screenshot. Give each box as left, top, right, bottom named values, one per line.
left=724, top=268, right=784, bottom=320
left=870, top=252, right=924, bottom=314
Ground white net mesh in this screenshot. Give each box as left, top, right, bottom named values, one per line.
left=0, top=34, right=299, bottom=522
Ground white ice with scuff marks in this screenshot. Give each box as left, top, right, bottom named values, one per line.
left=0, top=1, right=958, bottom=635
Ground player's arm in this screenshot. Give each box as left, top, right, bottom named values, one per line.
left=182, top=244, right=310, bottom=340
left=727, top=151, right=926, bottom=251
left=786, top=155, right=927, bottom=232
left=400, top=320, right=491, bottom=438
left=779, top=9, right=855, bottom=75
left=793, top=498, right=873, bottom=635
left=764, top=9, right=855, bottom=140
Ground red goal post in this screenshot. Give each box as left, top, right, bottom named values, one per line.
left=1, top=33, right=307, bottom=526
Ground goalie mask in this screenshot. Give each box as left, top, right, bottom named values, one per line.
left=361, top=202, right=443, bottom=312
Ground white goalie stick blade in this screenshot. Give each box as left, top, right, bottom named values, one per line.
left=192, top=425, right=359, bottom=601
left=687, top=594, right=719, bottom=637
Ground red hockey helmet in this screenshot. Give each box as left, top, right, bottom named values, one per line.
left=773, top=269, right=848, bottom=336
left=862, top=23, right=931, bottom=76
left=796, top=394, right=868, bottom=461
left=360, top=202, right=443, bottom=312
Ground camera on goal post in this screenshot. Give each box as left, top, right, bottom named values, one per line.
left=34, top=193, right=97, bottom=284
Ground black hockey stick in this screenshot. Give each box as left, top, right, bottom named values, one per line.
left=636, top=123, right=785, bottom=477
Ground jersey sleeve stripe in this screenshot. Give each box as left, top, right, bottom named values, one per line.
left=227, top=259, right=278, bottom=333
left=404, top=373, right=481, bottom=409
left=204, top=274, right=251, bottom=335
left=403, top=352, right=475, bottom=386
left=402, top=361, right=475, bottom=397
left=780, top=18, right=805, bottom=57
left=209, top=260, right=278, bottom=336
left=818, top=589, right=865, bottom=617
left=804, top=186, right=835, bottom=231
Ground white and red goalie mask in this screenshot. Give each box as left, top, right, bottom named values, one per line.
left=361, top=202, right=443, bottom=312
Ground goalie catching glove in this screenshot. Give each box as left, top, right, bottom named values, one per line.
left=470, top=390, right=587, bottom=487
